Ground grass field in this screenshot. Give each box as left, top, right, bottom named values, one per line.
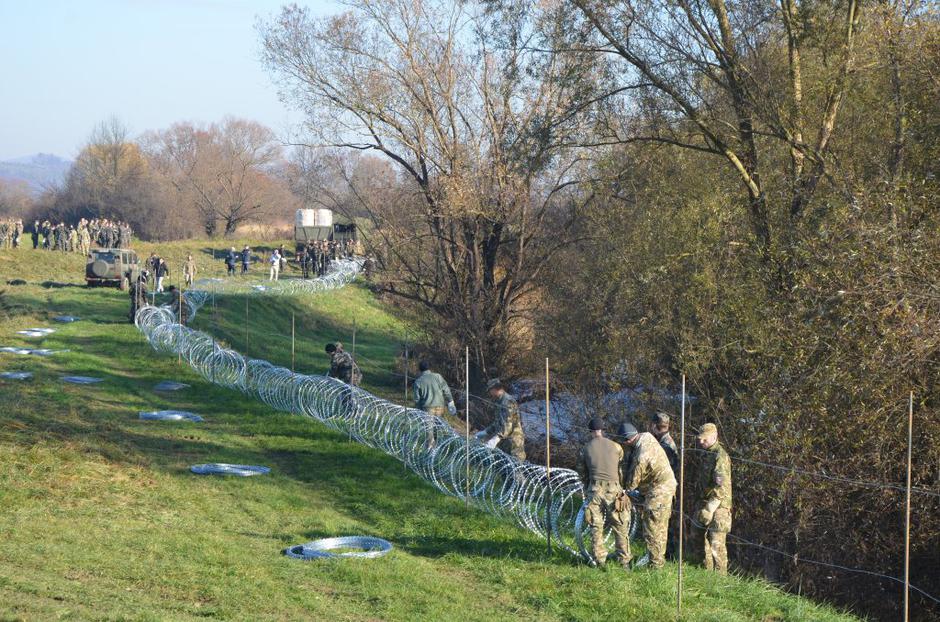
left=0, top=240, right=861, bottom=621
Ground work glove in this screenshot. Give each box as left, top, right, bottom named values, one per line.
left=447, top=401, right=457, bottom=416
left=697, top=498, right=721, bottom=526
left=484, top=435, right=500, bottom=449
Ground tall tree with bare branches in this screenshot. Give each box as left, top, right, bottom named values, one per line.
left=260, top=0, right=606, bottom=380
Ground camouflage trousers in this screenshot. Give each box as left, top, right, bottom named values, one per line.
left=585, top=481, right=631, bottom=565
left=640, top=489, right=675, bottom=569
left=424, top=406, right=447, bottom=448
left=693, top=507, right=731, bottom=574
left=498, top=436, right=526, bottom=462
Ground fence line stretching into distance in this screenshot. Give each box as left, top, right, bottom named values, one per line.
left=137, top=259, right=939, bottom=613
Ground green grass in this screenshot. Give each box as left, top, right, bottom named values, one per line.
left=0, top=240, right=860, bottom=621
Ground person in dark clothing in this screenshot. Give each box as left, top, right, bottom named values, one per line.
left=300, top=246, right=310, bottom=279
left=241, top=246, right=251, bottom=274
left=225, top=247, right=237, bottom=276
left=155, top=258, right=169, bottom=292
left=31, top=221, right=40, bottom=249
left=129, top=271, right=149, bottom=323
left=319, top=243, right=329, bottom=276
left=147, top=253, right=159, bottom=287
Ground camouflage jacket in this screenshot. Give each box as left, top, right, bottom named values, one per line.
left=413, top=370, right=454, bottom=411
left=485, top=393, right=525, bottom=448
left=697, top=441, right=732, bottom=510
left=329, top=349, right=362, bottom=386
left=623, top=432, right=677, bottom=497
left=657, top=432, right=679, bottom=475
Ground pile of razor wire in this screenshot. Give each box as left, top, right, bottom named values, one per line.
left=134, top=258, right=597, bottom=560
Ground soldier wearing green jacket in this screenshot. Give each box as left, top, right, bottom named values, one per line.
left=621, top=423, right=677, bottom=569
left=476, top=379, right=526, bottom=461
left=413, top=360, right=456, bottom=417
left=694, top=423, right=732, bottom=574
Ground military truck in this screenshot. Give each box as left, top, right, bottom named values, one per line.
left=85, top=248, right=140, bottom=291
left=293, top=208, right=357, bottom=256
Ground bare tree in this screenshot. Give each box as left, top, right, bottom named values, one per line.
left=144, top=118, right=284, bottom=237
left=260, top=0, right=606, bottom=380
left=58, top=117, right=156, bottom=229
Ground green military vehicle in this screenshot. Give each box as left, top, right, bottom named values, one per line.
left=85, top=248, right=140, bottom=291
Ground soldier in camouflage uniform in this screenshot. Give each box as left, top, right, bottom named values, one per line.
left=477, top=378, right=525, bottom=461
left=621, top=421, right=677, bottom=569
left=79, top=226, right=91, bottom=257
left=183, top=254, right=197, bottom=286
left=577, top=417, right=631, bottom=568
left=649, top=412, right=680, bottom=559
left=326, top=342, right=362, bottom=386
left=693, top=422, right=732, bottom=574
left=12, top=220, right=23, bottom=248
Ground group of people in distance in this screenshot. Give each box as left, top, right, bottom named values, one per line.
left=297, top=240, right=357, bottom=279
left=221, top=244, right=291, bottom=281
left=143, top=252, right=173, bottom=293
left=0, top=217, right=134, bottom=253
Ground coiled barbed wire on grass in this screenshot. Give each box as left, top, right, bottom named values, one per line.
left=136, top=259, right=614, bottom=562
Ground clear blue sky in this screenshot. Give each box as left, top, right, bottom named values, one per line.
left=0, top=0, right=340, bottom=161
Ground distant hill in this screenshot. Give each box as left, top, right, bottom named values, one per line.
left=0, top=153, right=71, bottom=194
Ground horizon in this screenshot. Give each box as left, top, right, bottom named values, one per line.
left=0, top=0, right=340, bottom=161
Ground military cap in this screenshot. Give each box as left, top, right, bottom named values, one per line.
left=588, top=417, right=605, bottom=431
left=652, top=412, right=670, bottom=425
left=486, top=378, right=504, bottom=391
left=617, top=421, right=638, bottom=439
left=697, top=422, right=718, bottom=440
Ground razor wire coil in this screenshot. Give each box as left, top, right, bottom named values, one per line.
left=283, top=536, right=393, bottom=560
left=130, top=258, right=940, bottom=602
left=134, top=259, right=600, bottom=561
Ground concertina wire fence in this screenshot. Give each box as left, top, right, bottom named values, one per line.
left=134, top=259, right=602, bottom=561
